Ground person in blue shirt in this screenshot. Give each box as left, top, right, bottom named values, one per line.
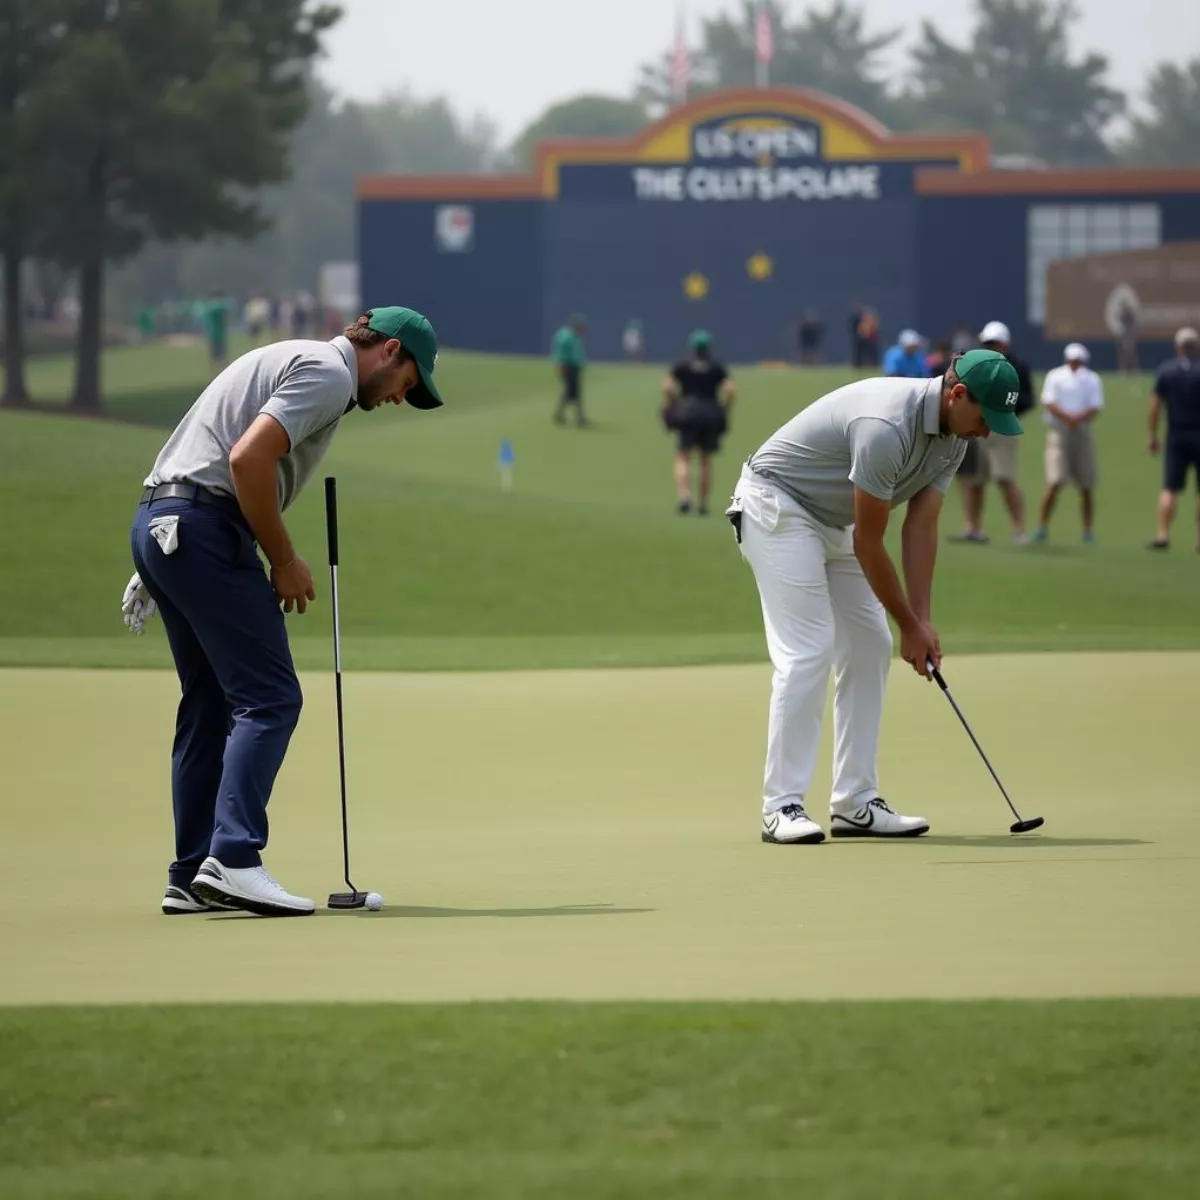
left=1147, top=326, right=1200, bottom=551
left=882, top=329, right=929, bottom=378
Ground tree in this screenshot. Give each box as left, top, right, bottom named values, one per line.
left=364, top=92, right=499, bottom=174
left=108, top=81, right=499, bottom=318
left=1122, top=58, right=1200, bottom=166
left=508, top=95, right=649, bottom=169
left=900, top=0, right=1125, bottom=165
left=161, top=81, right=388, bottom=304
left=636, top=1, right=901, bottom=127
left=0, top=1, right=56, bottom=407
left=22, top=0, right=338, bottom=411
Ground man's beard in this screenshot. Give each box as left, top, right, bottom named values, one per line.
left=358, top=369, right=395, bottom=410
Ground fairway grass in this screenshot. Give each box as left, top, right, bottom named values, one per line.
left=2, top=1000, right=1198, bottom=1199
left=3, top=343, right=1198, bottom=671
left=3, top=652, right=1197, bottom=1005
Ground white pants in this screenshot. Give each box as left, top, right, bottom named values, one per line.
left=733, top=466, right=892, bottom=815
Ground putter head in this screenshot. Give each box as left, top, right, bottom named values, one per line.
left=328, top=891, right=368, bottom=909
left=1010, top=817, right=1045, bottom=834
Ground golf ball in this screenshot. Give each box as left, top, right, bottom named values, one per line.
left=365, top=891, right=384, bottom=911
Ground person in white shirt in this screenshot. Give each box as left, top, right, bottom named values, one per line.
left=1033, top=342, right=1104, bottom=544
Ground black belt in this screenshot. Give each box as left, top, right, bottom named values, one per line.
left=140, top=482, right=237, bottom=510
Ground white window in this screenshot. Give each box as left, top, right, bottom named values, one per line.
left=1026, top=204, right=1161, bottom=323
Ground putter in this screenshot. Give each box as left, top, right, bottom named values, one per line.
left=325, top=477, right=369, bottom=909
left=927, top=661, right=1045, bottom=834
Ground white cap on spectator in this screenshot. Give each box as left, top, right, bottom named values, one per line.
left=1064, top=342, right=1090, bottom=362
left=899, top=328, right=922, bottom=347
left=1175, top=327, right=1199, bottom=346
left=979, top=320, right=1011, bottom=345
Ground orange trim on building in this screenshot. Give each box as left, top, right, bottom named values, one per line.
left=890, top=133, right=991, bottom=172
left=357, top=173, right=540, bottom=200
left=916, top=167, right=1200, bottom=196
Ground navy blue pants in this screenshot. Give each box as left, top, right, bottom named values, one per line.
left=130, top=496, right=302, bottom=885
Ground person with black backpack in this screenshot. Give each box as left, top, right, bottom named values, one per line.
left=951, top=320, right=1034, bottom=544
left=660, top=330, right=736, bottom=514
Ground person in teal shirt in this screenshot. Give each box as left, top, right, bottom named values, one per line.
left=202, top=290, right=231, bottom=368
left=137, top=303, right=157, bottom=341
left=551, top=313, right=588, bottom=426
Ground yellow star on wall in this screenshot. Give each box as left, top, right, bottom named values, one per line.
left=683, top=272, right=709, bottom=300
left=747, top=253, right=773, bottom=281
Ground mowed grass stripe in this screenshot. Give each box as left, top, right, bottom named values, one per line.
left=0, top=1001, right=1197, bottom=1199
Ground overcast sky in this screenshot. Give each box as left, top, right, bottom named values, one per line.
left=316, top=0, right=1196, bottom=143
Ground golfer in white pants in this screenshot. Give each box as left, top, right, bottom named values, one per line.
left=727, top=350, right=1023, bottom=843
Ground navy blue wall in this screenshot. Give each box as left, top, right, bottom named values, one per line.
left=358, top=198, right=543, bottom=355
left=542, top=195, right=919, bottom=364
left=359, top=186, right=1200, bottom=370
left=915, top=194, right=1031, bottom=362
left=915, top=191, right=1200, bottom=371
left=1161, top=192, right=1200, bottom=242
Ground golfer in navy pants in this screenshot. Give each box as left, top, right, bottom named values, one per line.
left=122, top=308, right=445, bottom=917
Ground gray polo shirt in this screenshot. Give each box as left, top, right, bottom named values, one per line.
left=144, top=336, right=359, bottom=511
left=747, top=375, right=967, bottom=529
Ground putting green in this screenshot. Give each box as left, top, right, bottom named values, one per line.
left=2, top=652, right=1197, bottom=1005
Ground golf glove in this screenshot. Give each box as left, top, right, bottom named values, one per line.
left=121, top=572, right=157, bottom=635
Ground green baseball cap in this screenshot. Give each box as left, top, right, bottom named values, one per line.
left=955, top=348, right=1023, bottom=435
left=690, top=329, right=712, bottom=349
left=365, top=306, right=443, bottom=410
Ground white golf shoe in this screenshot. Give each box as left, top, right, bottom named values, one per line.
left=830, top=798, right=929, bottom=838
left=762, top=803, right=826, bottom=844
left=189, top=856, right=315, bottom=917
left=161, top=882, right=235, bottom=915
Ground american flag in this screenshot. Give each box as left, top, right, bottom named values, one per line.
left=754, top=2, right=773, bottom=86
left=670, top=11, right=690, bottom=105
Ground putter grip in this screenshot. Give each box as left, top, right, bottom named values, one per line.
left=324, top=476, right=339, bottom=566
left=928, top=661, right=948, bottom=690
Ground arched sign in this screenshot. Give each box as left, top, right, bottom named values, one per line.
left=533, top=88, right=988, bottom=204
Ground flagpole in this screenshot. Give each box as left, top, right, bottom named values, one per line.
left=755, top=1, right=770, bottom=88
left=672, top=5, right=690, bottom=107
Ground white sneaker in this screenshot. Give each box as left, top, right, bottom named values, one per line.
left=162, top=882, right=235, bottom=915
left=762, top=803, right=826, bottom=844
left=831, top=798, right=929, bottom=838
left=189, top=856, right=315, bottom=916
